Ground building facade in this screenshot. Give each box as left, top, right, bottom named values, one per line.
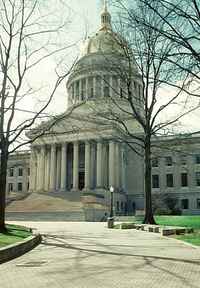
left=5, top=4, right=200, bottom=217
left=6, top=151, right=30, bottom=196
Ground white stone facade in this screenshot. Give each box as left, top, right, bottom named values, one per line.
left=6, top=151, right=30, bottom=196
left=5, top=5, right=200, bottom=217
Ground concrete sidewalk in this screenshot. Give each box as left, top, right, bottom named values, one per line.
left=1, top=222, right=200, bottom=288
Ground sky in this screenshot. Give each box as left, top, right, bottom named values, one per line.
left=9, top=0, right=103, bottom=148
left=4, top=0, right=200, bottom=151
left=30, top=0, right=103, bottom=116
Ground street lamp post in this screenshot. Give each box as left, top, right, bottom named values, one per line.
left=107, top=186, right=114, bottom=228
left=110, top=185, right=114, bottom=217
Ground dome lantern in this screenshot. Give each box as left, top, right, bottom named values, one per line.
left=100, top=0, right=112, bottom=30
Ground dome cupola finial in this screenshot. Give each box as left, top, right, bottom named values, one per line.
left=100, top=0, right=112, bottom=30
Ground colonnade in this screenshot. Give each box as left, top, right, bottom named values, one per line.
left=69, top=74, right=142, bottom=103
left=29, top=140, right=124, bottom=193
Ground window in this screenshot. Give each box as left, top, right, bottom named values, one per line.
left=165, top=156, right=172, bottom=166
left=8, top=183, right=13, bottom=192
left=18, top=182, right=22, bottom=192
left=152, top=158, right=159, bottom=167
left=181, top=199, right=189, bottom=209
left=166, top=174, right=173, bottom=187
left=9, top=167, right=14, bottom=177
left=121, top=202, right=124, bottom=211
left=195, top=154, right=200, bottom=164
left=180, top=154, right=187, bottom=165
left=18, top=168, right=23, bottom=177
left=197, top=199, right=200, bottom=209
left=181, top=173, right=188, bottom=187
left=152, top=175, right=159, bottom=188
left=196, top=172, right=200, bottom=186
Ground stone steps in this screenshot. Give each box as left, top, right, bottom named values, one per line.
left=6, top=192, right=84, bottom=213
left=5, top=211, right=85, bottom=222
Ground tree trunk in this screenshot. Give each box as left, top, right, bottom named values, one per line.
left=143, top=135, right=156, bottom=224
left=0, top=146, right=8, bottom=232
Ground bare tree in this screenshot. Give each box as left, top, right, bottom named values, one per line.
left=92, top=0, right=200, bottom=224
left=0, top=0, right=77, bottom=231
left=130, top=0, right=200, bottom=95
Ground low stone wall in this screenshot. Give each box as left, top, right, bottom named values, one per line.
left=0, top=234, right=42, bottom=264
left=116, top=223, right=193, bottom=236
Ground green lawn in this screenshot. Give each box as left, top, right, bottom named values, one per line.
left=119, top=215, right=200, bottom=246
left=154, top=216, right=200, bottom=246
left=0, top=224, right=31, bottom=248
left=175, top=232, right=200, bottom=246
left=155, top=215, right=200, bottom=229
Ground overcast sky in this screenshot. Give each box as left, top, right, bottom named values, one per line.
left=9, top=0, right=200, bottom=151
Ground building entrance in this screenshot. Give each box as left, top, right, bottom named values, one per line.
left=79, top=172, right=85, bottom=190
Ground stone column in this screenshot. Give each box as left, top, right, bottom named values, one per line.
left=109, top=141, right=115, bottom=187
left=90, top=142, right=96, bottom=188
left=93, top=76, right=96, bottom=98
left=96, top=141, right=103, bottom=188
left=61, top=143, right=67, bottom=191
left=110, top=75, right=114, bottom=98
left=84, top=141, right=91, bottom=189
left=121, top=144, right=126, bottom=191
left=36, top=149, right=40, bottom=191
left=56, top=147, right=61, bottom=190
left=39, top=146, right=45, bottom=191
left=115, top=142, right=121, bottom=189
left=29, top=147, right=36, bottom=192
left=118, top=77, right=121, bottom=97
left=79, top=79, right=82, bottom=101
left=50, top=144, right=56, bottom=191
left=73, top=141, right=79, bottom=190
left=44, top=147, right=50, bottom=191
left=101, top=76, right=104, bottom=98
left=85, top=78, right=89, bottom=100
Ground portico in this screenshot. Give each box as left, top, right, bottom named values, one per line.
left=30, top=139, right=123, bottom=194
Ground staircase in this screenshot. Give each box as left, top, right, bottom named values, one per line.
left=6, top=191, right=85, bottom=221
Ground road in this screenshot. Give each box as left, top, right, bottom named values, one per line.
left=1, top=222, right=200, bottom=288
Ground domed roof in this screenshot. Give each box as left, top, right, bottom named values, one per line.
left=80, top=2, right=127, bottom=57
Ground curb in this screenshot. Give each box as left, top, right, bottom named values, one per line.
left=0, top=233, right=42, bottom=264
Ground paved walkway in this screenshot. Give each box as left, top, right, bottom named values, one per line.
left=1, top=222, right=200, bottom=288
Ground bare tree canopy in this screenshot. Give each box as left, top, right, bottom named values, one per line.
left=0, top=0, right=77, bottom=231
left=94, top=0, right=200, bottom=223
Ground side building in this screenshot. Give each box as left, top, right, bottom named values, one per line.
left=150, top=134, right=200, bottom=215
left=6, top=150, right=30, bottom=198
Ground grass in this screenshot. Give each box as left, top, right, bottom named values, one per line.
left=175, top=232, right=200, bottom=246
left=155, top=216, right=200, bottom=246
left=154, top=216, right=200, bottom=229
left=116, top=215, right=200, bottom=246
left=0, top=224, right=32, bottom=248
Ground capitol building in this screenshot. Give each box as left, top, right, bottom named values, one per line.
left=5, top=4, right=200, bottom=219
